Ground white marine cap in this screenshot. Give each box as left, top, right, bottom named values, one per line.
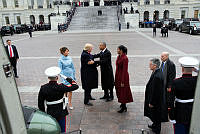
left=45, top=66, right=61, bottom=77
left=179, top=57, right=199, bottom=68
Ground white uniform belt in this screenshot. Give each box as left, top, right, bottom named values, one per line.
left=46, top=98, right=63, bottom=105
left=175, top=98, right=194, bottom=103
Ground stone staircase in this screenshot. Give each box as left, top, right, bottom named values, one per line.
left=68, top=6, right=121, bottom=31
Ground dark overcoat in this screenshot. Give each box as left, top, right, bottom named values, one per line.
left=161, top=59, right=176, bottom=110
left=115, top=54, right=133, bottom=104
left=144, top=68, right=168, bottom=123
left=80, top=50, right=98, bottom=90
left=94, top=49, right=114, bottom=90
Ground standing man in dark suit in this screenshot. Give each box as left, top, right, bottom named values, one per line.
left=5, top=39, right=19, bottom=78
left=81, top=43, right=98, bottom=106
left=94, top=42, right=114, bottom=102
left=160, top=52, right=176, bottom=118
left=144, top=58, right=166, bottom=134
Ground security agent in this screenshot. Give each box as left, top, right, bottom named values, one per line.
left=169, top=57, right=199, bottom=134
left=38, top=67, right=79, bottom=133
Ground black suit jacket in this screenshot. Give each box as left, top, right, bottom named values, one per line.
left=94, top=49, right=114, bottom=89
left=162, top=59, right=176, bottom=89
left=5, top=45, right=19, bottom=60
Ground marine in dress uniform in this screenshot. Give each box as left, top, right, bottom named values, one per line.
left=38, top=67, right=79, bottom=133
left=169, top=57, right=199, bottom=134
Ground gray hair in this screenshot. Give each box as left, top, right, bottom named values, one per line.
left=100, top=42, right=106, bottom=47
left=150, top=58, right=160, bottom=68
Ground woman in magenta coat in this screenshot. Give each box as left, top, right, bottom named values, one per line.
left=115, top=45, right=133, bottom=113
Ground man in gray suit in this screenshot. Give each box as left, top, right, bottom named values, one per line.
left=160, top=52, right=176, bottom=121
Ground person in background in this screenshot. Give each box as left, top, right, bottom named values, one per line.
left=5, top=39, right=19, bottom=78
left=153, top=24, right=157, bottom=37
left=58, top=47, right=76, bottom=110
left=115, top=45, right=133, bottom=113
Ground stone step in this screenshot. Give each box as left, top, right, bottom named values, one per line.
left=68, top=6, right=120, bottom=31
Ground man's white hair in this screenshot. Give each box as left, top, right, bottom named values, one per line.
left=162, top=52, right=169, bottom=57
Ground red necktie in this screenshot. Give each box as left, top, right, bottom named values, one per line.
left=9, top=46, right=12, bottom=58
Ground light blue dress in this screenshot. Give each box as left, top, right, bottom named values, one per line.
left=58, top=55, right=76, bottom=85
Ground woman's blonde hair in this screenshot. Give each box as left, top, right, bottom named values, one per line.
left=84, top=43, right=93, bottom=51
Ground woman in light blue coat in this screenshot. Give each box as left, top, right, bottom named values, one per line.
left=58, top=47, right=76, bottom=110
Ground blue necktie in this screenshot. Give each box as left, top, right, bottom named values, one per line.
left=162, top=62, right=165, bottom=72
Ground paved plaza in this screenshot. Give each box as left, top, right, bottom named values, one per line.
left=3, top=28, right=200, bottom=134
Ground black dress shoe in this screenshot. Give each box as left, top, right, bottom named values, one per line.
left=89, top=97, right=96, bottom=100
left=106, top=97, right=113, bottom=102
left=84, top=102, right=93, bottom=106
left=109, top=96, right=114, bottom=100
left=15, top=76, right=19, bottom=78
left=100, top=96, right=107, bottom=99
left=106, top=98, right=111, bottom=102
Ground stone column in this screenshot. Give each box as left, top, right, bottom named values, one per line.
left=100, top=0, right=104, bottom=6
left=140, top=0, right=144, bottom=5
left=0, top=0, right=3, bottom=9
left=34, top=0, right=38, bottom=9
left=43, top=0, right=47, bottom=8
left=160, top=0, right=164, bottom=4
left=150, top=0, right=154, bottom=5
left=23, top=0, right=29, bottom=9
left=89, top=0, right=94, bottom=6
left=7, top=0, right=15, bottom=8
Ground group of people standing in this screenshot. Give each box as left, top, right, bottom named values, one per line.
left=38, top=42, right=133, bottom=132
left=36, top=42, right=199, bottom=134
left=144, top=52, right=199, bottom=134
left=80, top=43, right=133, bottom=113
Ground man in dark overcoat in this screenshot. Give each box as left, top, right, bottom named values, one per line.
left=81, top=43, right=98, bottom=106
left=160, top=52, right=176, bottom=119
left=5, top=39, right=19, bottom=78
left=169, top=57, right=199, bottom=134
left=94, top=42, right=114, bottom=101
left=144, top=58, right=167, bottom=134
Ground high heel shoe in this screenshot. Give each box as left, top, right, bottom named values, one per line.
left=117, top=107, right=127, bottom=113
